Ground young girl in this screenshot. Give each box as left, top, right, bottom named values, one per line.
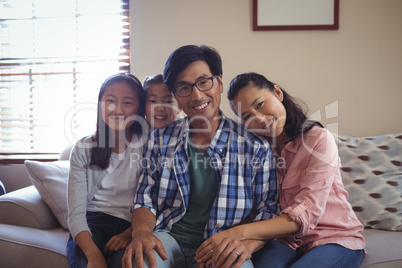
left=143, top=74, right=180, bottom=130
left=67, top=73, right=147, bottom=268
left=196, top=72, right=365, bottom=268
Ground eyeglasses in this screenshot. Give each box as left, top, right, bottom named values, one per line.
left=173, top=75, right=219, bottom=97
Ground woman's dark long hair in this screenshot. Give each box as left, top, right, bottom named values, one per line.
left=90, top=73, right=146, bottom=169
left=227, top=72, right=323, bottom=142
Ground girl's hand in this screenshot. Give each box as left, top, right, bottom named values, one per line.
left=104, top=228, right=132, bottom=254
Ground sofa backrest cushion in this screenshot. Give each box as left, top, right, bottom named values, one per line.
left=336, top=133, right=402, bottom=231
left=59, top=145, right=73, bottom=161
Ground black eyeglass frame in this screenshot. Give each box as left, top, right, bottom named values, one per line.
left=172, top=75, right=219, bottom=97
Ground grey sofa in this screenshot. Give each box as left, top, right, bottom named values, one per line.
left=0, top=134, right=401, bottom=268
left=0, top=146, right=72, bottom=268
left=0, top=185, right=69, bottom=268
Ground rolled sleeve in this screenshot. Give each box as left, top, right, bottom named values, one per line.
left=132, top=174, right=158, bottom=216
left=281, top=198, right=311, bottom=237
left=133, top=133, right=160, bottom=216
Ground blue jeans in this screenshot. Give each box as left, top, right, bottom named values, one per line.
left=67, top=211, right=131, bottom=268
left=127, top=231, right=254, bottom=268
left=253, top=240, right=363, bottom=268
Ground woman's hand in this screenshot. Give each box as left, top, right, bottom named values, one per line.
left=104, top=227, right=132, bottom=254
left=211, top=237, right=252, bottom=268
left=195, top=230, right=230, bottom=265
left=195, top=229, right=252, bottom=268
left=196, top=236, right=252, bottom=268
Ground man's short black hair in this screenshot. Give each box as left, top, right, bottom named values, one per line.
left=163, top=45, right=223, bottom=92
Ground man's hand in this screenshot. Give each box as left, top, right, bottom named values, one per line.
left=122, top=228, right=168, bottom=268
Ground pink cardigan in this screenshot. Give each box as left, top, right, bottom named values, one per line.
left=274, top=127, right=365, bottom=252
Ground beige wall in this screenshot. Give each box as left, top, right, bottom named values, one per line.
left=2, top=0, right=401, bottom=192
left=130, top=0, right=402, bottom=137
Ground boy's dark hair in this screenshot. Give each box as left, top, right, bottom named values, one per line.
left=143, top=74, right=164, bottom=91
left=91, top=73, right=146, bottom=169
left=163, top=45, right=223, bottom=92
left=227, top=72, right=323, bottom=142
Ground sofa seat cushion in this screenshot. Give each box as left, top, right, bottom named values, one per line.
left=360, top=228, right=402, bottom=267
left=0, top=186, right=60, bottom=229
left=0, top=224, right=69, bottom=268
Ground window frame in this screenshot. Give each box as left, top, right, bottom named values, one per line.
left=0, top=0, right=130, bottom=160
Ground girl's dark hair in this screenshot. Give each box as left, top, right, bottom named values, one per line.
left=163, top=45, right=223, bottom=92
left=227, top=72, right=323, bottom=142
left=90, top=73, right=146, bottom=169
left=143, top=74, right=164, bottom=91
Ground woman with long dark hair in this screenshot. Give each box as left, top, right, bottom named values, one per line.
left=196, top=72, right=365, bottom=268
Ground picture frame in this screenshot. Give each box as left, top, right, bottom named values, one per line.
left=253, top=0, right=339, bottom=31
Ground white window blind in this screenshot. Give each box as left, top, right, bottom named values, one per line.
left=0, top=0, right=130, bottom=154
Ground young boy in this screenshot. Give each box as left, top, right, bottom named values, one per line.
left=143, top=74, right=180, bottom=130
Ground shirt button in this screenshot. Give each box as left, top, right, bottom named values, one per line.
left=303, top=201, right=310, bottom=206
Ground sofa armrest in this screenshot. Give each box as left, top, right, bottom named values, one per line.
left=0, top=185, right=60, bottom=229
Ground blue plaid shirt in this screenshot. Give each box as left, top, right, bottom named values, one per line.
left=133, top=113, right=279, bottom=239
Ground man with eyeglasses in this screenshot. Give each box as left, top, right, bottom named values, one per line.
left=122, top=45, right=278, bottom=268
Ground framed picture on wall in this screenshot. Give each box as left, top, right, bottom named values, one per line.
left=253, top=0, right=339, bottom=31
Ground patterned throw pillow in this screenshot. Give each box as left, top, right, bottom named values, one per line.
left=336, top=133, right=402, bottom=231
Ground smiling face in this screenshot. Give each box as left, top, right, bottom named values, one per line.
left=232, top=83, right=287, bottom=138
left=145, top=82, right=180, bottom=129
left=100, top=82, right=139, bottom=133
left=173, top=60, right=222, bottom=124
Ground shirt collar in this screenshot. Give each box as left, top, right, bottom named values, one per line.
left=283, top=139, right=300, bottom=154
left=177, top=111, right=229, bottom=158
